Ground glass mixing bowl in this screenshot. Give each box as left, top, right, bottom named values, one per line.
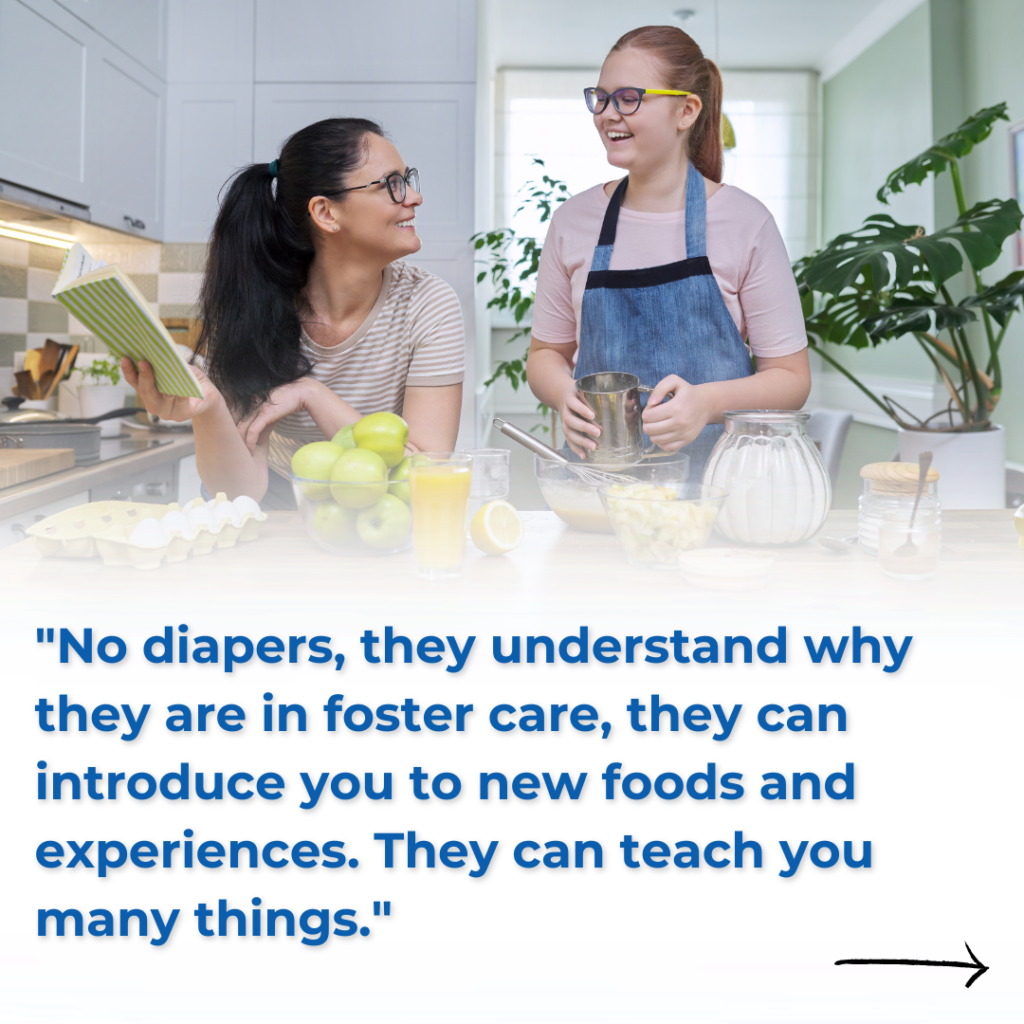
left=598, top=482, right=728, bottom=569
left=535, top=450, right=690, bottom=533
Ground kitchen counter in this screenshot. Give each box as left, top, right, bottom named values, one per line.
left=0, top=427, right=195, bottom=519
left=1, top=509, right=1020, bottom=627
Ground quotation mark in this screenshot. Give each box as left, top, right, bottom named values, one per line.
left=37, top=628, right=54, bottom=643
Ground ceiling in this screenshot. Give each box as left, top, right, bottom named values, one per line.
left=490, top=0, right=914, bottom=73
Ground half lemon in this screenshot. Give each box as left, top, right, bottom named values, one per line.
left=470, top=500, right=524, bottom=554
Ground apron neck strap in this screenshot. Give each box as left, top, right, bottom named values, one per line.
left=596, top=163, right=709, bottom=256
left=597, top=177, right=628, bottom=247
left=684, top=161, right=707, bottom=258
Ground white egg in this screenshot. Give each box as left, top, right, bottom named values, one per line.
left=161, top=510, right=195, bottom=539
left=233, top=495, right=262, bottom=517
left=213, top=500, right=243, bottom=527
left=129, top=518, right=168, bottom=547
left=188, top=505, right=217, bottom=532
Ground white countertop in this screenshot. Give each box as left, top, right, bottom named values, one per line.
left=1, top=509, right=1020, bottom=626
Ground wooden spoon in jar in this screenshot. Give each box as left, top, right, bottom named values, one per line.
left=895, top=451, right=933, bottom=557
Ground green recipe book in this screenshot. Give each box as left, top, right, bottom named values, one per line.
left=52, top=243, right=203, bottom=399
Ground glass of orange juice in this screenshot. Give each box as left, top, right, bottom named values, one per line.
left=409, top=452, right=473, bottom=579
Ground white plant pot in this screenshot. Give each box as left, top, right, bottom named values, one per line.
left=898, top=424, right=1005, bottom=509
left=78, top=383, right=125, bottom=438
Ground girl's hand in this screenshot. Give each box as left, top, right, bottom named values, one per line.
left=558, top=384, right=601, bottom=458
left=122, top=358, right=219, bottom=421
left=237, top=377, right=320, bottom=453
left=642, top=375, right=712, bottom=451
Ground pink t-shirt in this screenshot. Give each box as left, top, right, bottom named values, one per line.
left=531, top=182, right=807, bottom=358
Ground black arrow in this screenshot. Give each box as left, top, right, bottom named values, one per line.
left=836, top=942, right=989, bottom=989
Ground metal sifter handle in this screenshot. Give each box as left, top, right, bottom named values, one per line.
left=493, top=417, right=570, bottom=465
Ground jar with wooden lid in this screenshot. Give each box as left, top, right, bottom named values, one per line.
left=858, top=462, right=940, bottom=554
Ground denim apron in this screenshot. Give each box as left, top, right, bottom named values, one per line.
left=575, top=163, right=754, bottom=474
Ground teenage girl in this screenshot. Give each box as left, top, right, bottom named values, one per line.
left=125, top=118, right=464, bottom=504
left=527, top=26, right=810, bottom=471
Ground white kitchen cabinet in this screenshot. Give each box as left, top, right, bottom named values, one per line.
left=254, top=0, right=475, bottom=84
left=254, top=83, right=476, bottom=245
left=0, top=0, right=165, bottom=236
left=0, top=0, right=91, bottom=204
left=86, top=39, right=164, bottom=239
left=163, top=81, right=252, bottom=241
left=55, top=0, right=167, bottom=78
left=0, top=488, right=88, bottom=550
left=166, top=0, right=253, bottom=84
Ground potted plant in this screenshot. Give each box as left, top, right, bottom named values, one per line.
left=796, top=103, right=1024, bottom=508
left=77, top=357, right=125, bottom=437
left=473, top=159, right=571, bottom=438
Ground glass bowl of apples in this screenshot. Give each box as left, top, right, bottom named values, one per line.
left=290, top=415, right=413, bottom=555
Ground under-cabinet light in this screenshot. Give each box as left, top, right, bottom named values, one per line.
left=0, top=221, right=76, bottom=249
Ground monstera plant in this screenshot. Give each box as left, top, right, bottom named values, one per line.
left=796, top=103, right=1024, bottom=433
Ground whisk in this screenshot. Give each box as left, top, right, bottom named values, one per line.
left=493, top=418, right=641, bottom=486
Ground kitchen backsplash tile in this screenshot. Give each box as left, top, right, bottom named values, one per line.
left=0, top=236, right=207, bottom=367
left=26, top=267, right=58, bottom=301
left=130, top=273, right=158, bottom=301
left=160, top=243, right=207, bottom=273
left=27, top=300, right=68, bottom=333
left=158, top=272, right=200, bottom=307
left=0, top=297, right=28, bottom=334
left=0, top=238, right=28, bottom=266
left=0, top=265, right=28, bottom=299
left=28, top=243, right=65, bottom=271
left=0, top=333, right=25, bottom=366
left=158, top=302, right=197, bottom=318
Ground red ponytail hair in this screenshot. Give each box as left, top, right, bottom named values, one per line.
left=610, top=25, right=724, bottom=183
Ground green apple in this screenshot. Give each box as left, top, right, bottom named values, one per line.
left=388, top=456, right=411, bottom=504
left=311, top=500, right=359, bottom=547
left=329, top=447, right=389, bottom=508
left=352, top=411, right=408, bottom=468
left=356, top=493, right=412, bottom=550
left=291, top=441, right=347, bottom=500
left=331, top=424, right=356, bottom=450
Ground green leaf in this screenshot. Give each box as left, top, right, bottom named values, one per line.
left=937, top=198, right=1023, bottom=271
left=802, top=214, right=959, bottom=293
left=961, top=269, right=1024, bottom=327
left=861, top=299, right=976, bottom=339
left=876, top=103, right=1010, bottom=203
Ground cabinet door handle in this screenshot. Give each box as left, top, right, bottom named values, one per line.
left=123, top=215, right=146, bottom=230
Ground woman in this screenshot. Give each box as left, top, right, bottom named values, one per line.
left=527, top=26, right=810, bottom=472
left=125, top=118, right=464, bottom=504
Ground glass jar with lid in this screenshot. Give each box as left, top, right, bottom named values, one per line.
left=858, top=462, right=941, bottom=554
left=702, top=410, right=832, bottom=545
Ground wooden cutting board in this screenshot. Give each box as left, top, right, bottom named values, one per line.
left=0, top=448, right=76, bottom=488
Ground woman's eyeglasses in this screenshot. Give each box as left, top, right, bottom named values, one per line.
left=330, top=167, right=420, bottom=204
left=584, top=87, right=692, bottom=116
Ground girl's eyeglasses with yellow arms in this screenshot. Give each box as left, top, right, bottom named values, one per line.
left=584, top=86, right=692, bottom=116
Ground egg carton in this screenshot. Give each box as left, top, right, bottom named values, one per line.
left=27, top=493, right=266, bottom=569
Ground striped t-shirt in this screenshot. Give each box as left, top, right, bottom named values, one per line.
left=268, top=261, right=464, bottom=478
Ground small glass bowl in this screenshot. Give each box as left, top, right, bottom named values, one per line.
left=535, top=450, right=690, bottom=533
left=291, top=475, right=412, bottom=556
left=598, top=482, right=728, bottom=569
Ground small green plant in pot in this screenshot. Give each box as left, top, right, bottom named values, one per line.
left=80, top=357, right=121, bottom=387
left=472, top=159, right=571, bottom=437
left=796, top=103, right=1023, bottom=507
left=78, top=357, right=126, bottom=437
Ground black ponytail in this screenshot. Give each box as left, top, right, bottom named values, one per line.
left=197, top=117, right=385, bottom=417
